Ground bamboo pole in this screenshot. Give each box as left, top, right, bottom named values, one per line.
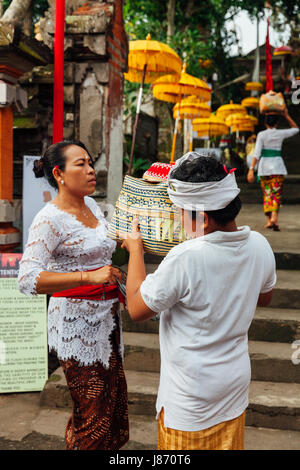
left=128, top=64, right=147, bottom=175
left=170, top=91, right=182, bottom=163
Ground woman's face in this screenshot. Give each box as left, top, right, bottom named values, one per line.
left=60, top=145, right=96, bottom=196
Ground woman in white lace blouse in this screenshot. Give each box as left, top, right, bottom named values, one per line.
left=18, top=141, right=129, bottom=450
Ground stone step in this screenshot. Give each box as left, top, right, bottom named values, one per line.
left=236, top=204, right=300, bottom=270
left=271, top=270, right=300, bottom=309
left=124, top=332, right=160, bottom=373
left=120, top=204, right=300, bottom=270
left=40, top=368, right=300, bottom=431
left=122, top=307, right=300, bottom=341
left=122, top=414, right=300, bottom=450
left=121, top=268, right=300, bottom=310
left=244, top=426, right=300, bottom=451
left=248, top=307, right=300, bottom=343
left=122, top=414, right=157, bottom=450
left=144, top=204, right=300, bottom=269
left=123, top=332, right=300, bottom=383
left=126, top=371, right=300, bottom=432
left=247, top=380, right=300, bottom=431
left=249, top=341, right=300, bottom=383
left=237, top=176, right=300, bottom=205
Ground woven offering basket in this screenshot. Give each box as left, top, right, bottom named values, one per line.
left=107, top=175, right=185, bottom=256
left=259, top=91, right=285, bottom=114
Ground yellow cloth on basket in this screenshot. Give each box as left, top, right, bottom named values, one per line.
left=157, top=408, right=245, bottom=450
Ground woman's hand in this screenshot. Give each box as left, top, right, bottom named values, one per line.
left=120, top=218, right=144, bottom=254
left=84, top=265, right=122, bottom=286
left=247, top=169, right=255, bottom=183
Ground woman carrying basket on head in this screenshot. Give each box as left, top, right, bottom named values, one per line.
left=18, top=141, right=129, bottom=450
left=247, top=107, right=299, bottom=231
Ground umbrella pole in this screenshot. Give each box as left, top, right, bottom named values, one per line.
left=189, top=119, right=193, bottom=151
left=170, top=92, right=182, bottom=163
left=128, top=64, right=147, bottom=175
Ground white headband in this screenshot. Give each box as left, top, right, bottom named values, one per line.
left=167, top=152, right=240, bottom=211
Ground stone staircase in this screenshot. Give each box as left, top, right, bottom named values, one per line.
left=40, top=203, right=300, bottom=450
left=237, top=175, right=300, bottom=206
left=120, top=268, right=300, bottom=449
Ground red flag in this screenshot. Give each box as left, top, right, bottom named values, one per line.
left=265, top=17, right=273, bottom=92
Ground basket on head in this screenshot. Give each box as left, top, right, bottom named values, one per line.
left=259, top=91, right=285, bottom=114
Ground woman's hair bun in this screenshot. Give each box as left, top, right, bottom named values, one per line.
left=33, top=158, right=45, bottom=178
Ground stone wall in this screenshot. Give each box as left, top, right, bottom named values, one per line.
left=14, top=0, right=128, bottom=204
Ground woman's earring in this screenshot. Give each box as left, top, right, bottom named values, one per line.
left=61, top=180, right=64, bottom=185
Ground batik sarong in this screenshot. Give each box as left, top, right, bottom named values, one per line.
left=260, top=175, right=284, bottom=213
left=59, top=304, right=129, bottom=450
left=157, top=408, right=245, bottom=450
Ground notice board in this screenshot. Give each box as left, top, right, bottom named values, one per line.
left=0, top=253, right=48, bottom=393
left=23, top=155, right=56, bottom=250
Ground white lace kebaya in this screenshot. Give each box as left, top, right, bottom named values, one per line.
left=18, top=196, right=123, bottom=368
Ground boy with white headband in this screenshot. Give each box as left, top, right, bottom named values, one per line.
left=121, top=152, right=276, bottom=450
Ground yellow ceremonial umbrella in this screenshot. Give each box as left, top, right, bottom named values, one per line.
left=245, top=81, right=263, bottom=92
left=232, top=123, right=255, bottom=133
left=125, top=34, right=182, bottom=84
left=225, top=113, right=258, bottom=137
left=125, top=34, right=182, bottom=174
left=273, top=45, right=292, bottom=56
left=192, top=115, right=229, bottom=147
left=153, top=65, right=211, bottom=103
left=216, top=100, right=247, bottom=121
left=241, top=97, right=260, bottom=109
left=225, top=113, right=258, bottom=127
left=173, top=97, right=211, bottom=151
left=172, top=96, right=211, bottom=119
left=153, top=64, right=212, bottom=162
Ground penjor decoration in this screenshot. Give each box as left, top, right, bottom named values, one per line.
left=265, top=17, right=273, bottom=92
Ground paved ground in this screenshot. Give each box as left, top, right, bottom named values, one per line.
left=1, top=392, right=300, bottom=450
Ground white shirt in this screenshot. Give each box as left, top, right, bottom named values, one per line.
left=18, top=197, right=123, bottom=368
left=254, top=127, right=299, bottom=176
left=140, top=227, right=276, bottom=431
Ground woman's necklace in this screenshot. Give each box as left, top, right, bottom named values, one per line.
left=80, top=205, right=99, bottom=227
left=53, top=199, right=97, bottom=226
left=81, top=205, right=90, bottom=219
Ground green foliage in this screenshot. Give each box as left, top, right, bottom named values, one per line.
left=123, top=155, right=152, bottom=177
left=123, top=128, right=152, bottom=177
left=123, top=0, right=299, bottom=107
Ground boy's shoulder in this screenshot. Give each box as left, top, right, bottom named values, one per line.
left=248, top=229, right=272, bottom=247
left=164, top=238, right=206, bottom=262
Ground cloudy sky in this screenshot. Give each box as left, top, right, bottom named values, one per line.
left=226, top=10, right=290, bottom=56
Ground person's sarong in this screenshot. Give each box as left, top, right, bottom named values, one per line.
left=157, top=408, right=245, bottom=450
left=260, top=175, right=284, bottom=213
left=59, top=303, right=129, bottom=450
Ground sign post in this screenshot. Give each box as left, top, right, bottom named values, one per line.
left=0, top=254, right=48, bottom=393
